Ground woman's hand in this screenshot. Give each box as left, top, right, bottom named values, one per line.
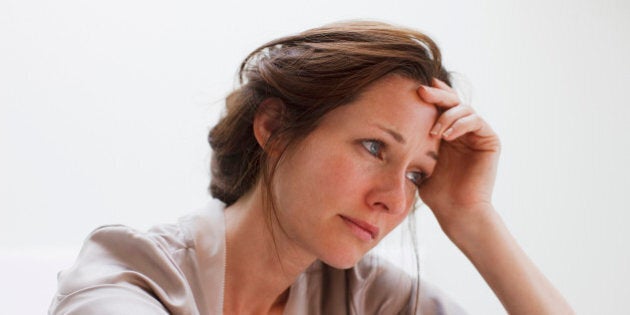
left=416, top=79, right=574, bottom=315
left=417, top=78, right=501, bottom=234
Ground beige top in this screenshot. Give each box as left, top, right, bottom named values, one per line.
left=49, top=199, right=466, bottom=314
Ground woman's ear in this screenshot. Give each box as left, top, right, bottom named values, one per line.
left=253, top=97, right=286, bottom=154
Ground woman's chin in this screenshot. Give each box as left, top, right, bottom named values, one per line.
left=319, top=251, right=364, bottom=269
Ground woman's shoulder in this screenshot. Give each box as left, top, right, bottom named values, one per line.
left=49, top=200, right=228, bottom=314
left=49, top=223, right=191, bottom=314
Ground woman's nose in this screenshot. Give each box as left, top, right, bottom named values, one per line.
left=366, top=171, right=410, bottom=215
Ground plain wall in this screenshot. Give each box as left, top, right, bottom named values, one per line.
left=2, top=0, right=629, bottom=313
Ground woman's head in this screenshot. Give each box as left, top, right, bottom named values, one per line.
left=262, top=74, right=443, bottom=268
left=208, top=20, right=451, bottom=206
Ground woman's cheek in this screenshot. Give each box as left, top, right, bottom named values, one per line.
left=323, top=155, right=369, bottom=191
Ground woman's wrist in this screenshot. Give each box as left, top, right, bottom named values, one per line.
left=437, top=205, right=575, bottom=314
left=433, top=203, right=499, bottom=247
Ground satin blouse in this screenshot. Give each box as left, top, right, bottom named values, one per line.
left=49, top=199, right=466, bottom=314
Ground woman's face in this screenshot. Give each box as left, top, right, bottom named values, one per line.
left=272, top=75, right=441, bottom=268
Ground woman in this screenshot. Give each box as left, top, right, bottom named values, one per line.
left=50, top=21, right=573, bottom=314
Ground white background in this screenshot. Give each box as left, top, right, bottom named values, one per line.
left=2, top=0, right=628, bottom=313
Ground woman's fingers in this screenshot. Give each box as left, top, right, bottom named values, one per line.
left=431, top=78, right=455, bottom=93
left=418, top=85, right=459, bottom=107
left=430, top=104, right=475, bottom=137
left=417, top=78, right=459, bottom=107
left=440, top=114, right=483, bottom=141
left=421, top=77, right=497, bottom=143
left=433, top=108, right=496, bottom=142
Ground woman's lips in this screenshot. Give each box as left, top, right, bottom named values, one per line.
left=340, top=215, right=380, bottom=241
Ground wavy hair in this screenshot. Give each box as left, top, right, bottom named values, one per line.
left=208, top=20, right=451, bottom=206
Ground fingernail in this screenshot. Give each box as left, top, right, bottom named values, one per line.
left=430, top=123, right=441, bottom=136
left=442, top=127, right=453, bottom=138
left=419, top=84, right=432, bottom=92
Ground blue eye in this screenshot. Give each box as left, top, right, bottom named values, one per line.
left=362, top=140, right=383, bottom=157
left=406, top=171, right=426, bottom=185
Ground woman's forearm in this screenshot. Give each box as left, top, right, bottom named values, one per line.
left=443, top=208, right=574, bottom=315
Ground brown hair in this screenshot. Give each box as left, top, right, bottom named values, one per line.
left=208, top=20, right=451, bottom=206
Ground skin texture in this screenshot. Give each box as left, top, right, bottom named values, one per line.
left=223, top=75, right=574, bottom=315
left=270, top=75, right=441, bottom=269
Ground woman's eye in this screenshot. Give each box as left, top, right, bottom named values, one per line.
left=406, top=171, right=426, bottom=185
left=361, top=140, right=383, bottom=158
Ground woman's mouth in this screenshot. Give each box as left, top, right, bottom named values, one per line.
left=339, top=215, right=380, bottom=241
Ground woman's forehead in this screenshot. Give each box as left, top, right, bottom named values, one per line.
left=328, top=76, right=438, bottom=127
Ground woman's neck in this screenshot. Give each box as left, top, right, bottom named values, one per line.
left=223, top=185, right=316, bottom=314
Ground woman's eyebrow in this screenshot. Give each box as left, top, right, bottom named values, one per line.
left=376, top=124, right=439, bottom=161
left=377, top=125, right=406, bottom=144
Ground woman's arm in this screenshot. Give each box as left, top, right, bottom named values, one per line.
left=417, top=79, right=574, bottom=314
left=444, top=206, right=573, bottom=315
